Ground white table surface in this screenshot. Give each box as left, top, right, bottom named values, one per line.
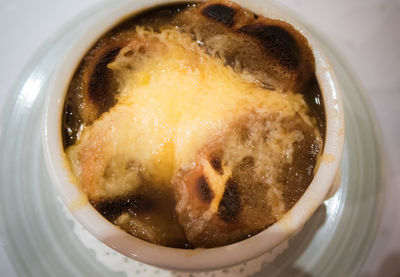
left=0, top=0, right=399, bottom=276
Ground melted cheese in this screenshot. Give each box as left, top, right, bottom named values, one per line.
left=66, top=28, right=314, bottom=201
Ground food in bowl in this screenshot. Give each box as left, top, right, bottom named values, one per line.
left=62, top=0, right=325, bottom=249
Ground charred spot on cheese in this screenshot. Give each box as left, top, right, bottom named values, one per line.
left=210, top=155, right=224, bottom=175
left=218, top=178, right=241, bottom=222
left=62, top=1, right=326, bottom=248
left=91, top=194, right=152, bottom=221
left=238, top=156, right=254, bottom=170
left=197, top=176, right=215, bottom=203
left=238, top=24, right=299, bottom=70
left=93, top=182, right=191, bottom=248
left=202, top=3, right=237, bottom=26
left=88, top=47, right=121, bottom=111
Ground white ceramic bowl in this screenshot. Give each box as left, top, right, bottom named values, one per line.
left=42, top=0, right=344, bottom=272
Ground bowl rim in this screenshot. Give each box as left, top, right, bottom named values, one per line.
left=42, top=0, right=344, bottom=271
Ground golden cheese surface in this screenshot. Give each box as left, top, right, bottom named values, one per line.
left=66, top=27, right=316, bottom=203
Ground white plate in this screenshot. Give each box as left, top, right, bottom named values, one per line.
left=0, top=1, right=384, bottom=276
